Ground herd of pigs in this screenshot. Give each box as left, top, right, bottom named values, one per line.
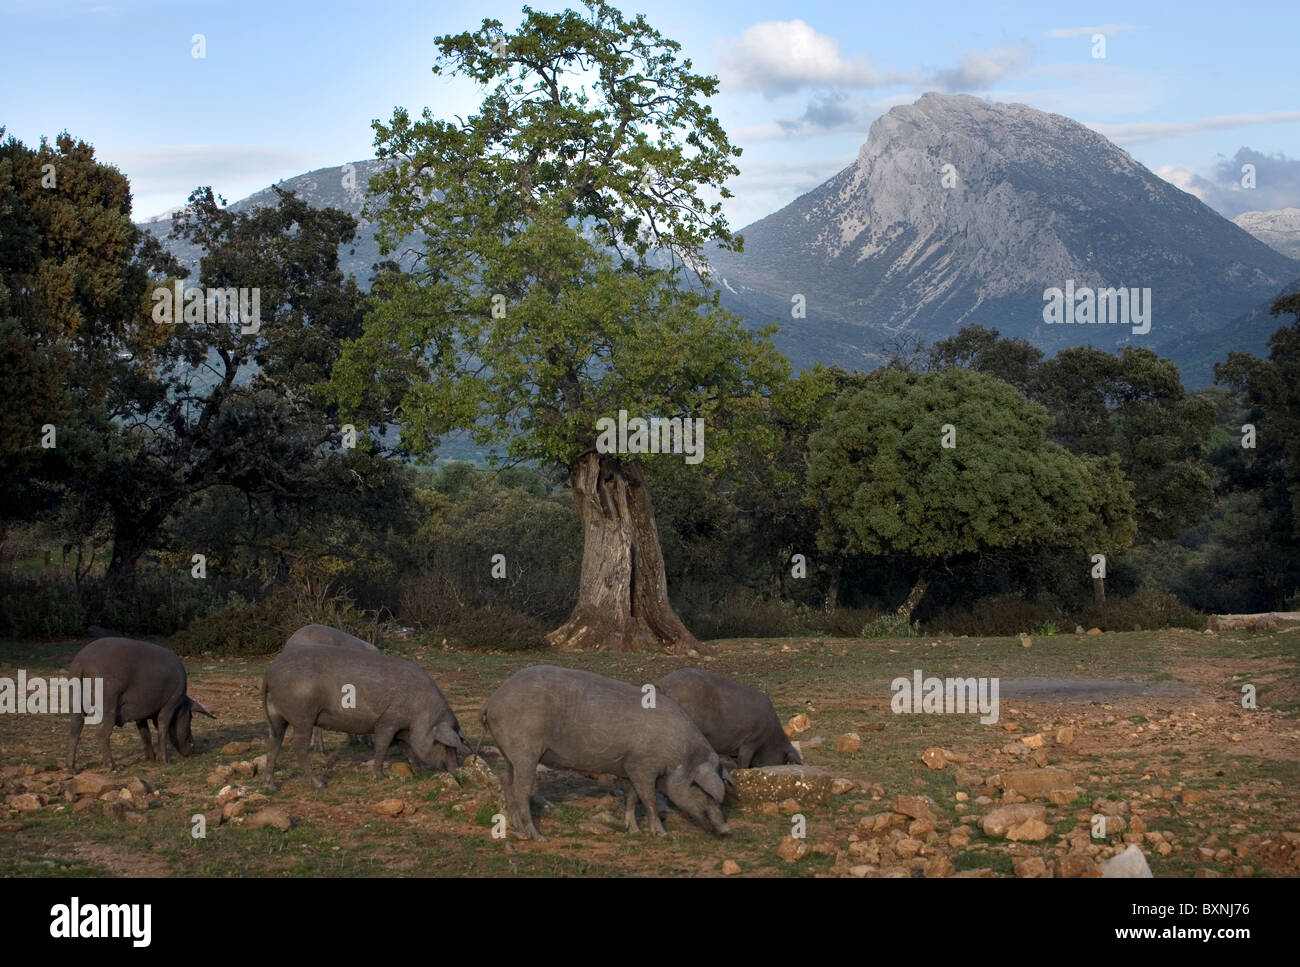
left=64, top=625, right=803, bottom=840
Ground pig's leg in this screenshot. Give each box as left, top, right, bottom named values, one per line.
left=370, top=726, right=396, bottom=779
left=622, top=780, right=642, bottom=834
left=136, top=720, right=156, bottom=761
left=157, top=699, right=180, bottom=764
left=505, top=752, right=545, bottom=841
left=67, top=708, right=84, bottom=773
left=264, top=710, right=288, bottom=789
left=292, top=720, right=323, bottom=789
left=736, top=743, right=757, bottom=770
left=627, top=767, right=667, bottom=836
left=311, top=726, right=324, bottom=755
left=97, top=702, right=118, bottom=772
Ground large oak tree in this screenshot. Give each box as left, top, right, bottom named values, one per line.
left=334, top=1, right=788, bottom=652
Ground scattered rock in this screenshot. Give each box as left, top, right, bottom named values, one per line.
left=1075, top=625, right=1085, bottom=634
left=373, top=799, right=406, bottom=817
left=390, top=762, right=413, bottom=779
left=1013, top=856, right=1049, bottom=878
left=123, top=778, right=151, bottom=797
left=231, top=761, right=255, bottom=777
left=221, top=741, right=251, bottom=757
left=836, top=733, right=861, bottom=753
left=921, top=748, right=948, bottom=770
left=67, top=773, right=118, bottom=797
left=788, top=714, right=811, bottom=735
left=1006, top=818, right=1051, bottom=842
left=892, top=795, right=938, bottom=824
left=72, top=797, right=98, bottom=815
left=1019, top=634, right=1032, bottom=648
left=221, top=801, right=246, bottom=821
left=1057, top=853, right=1102, bottom=878
left=251, top=755, right=267, bottom=776
left=731, top=765, right=833, bottom=806
left=776, top=837, right=808, bottom=862
left=999, top=768, right=1074, bottom=798
left=924, top=855, right=955, bottom=878
left=246, top=807, right=293, bottom=831
left=895, top=837, right=923, bottom=858
left=6, top=793, right=42, bottom=812
left=831, top=778, right=856, bottom=795
left=1022, top=733, right=1044, bottom=749
left=1086, top=628, right=1102, bottom=636
left=1181, top=789, right=1209, bottom=804
left=981, top=803, right=1046, bottom=837
left=1101, top=844, right=1153, bottom=878
left=778, top=798, right=803, bottom=815
left=216, top=785, right=239, bottom=806
left=1055, top=726, right=1076, bottom=746
left=721, top=859, right=741, bottom=876
left=953, top=766, right=982, bottom=787
left=460, top=755, right=499, bottom=790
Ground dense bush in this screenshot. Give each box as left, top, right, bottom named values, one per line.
left=1077, top=588, right=1203, bottom=631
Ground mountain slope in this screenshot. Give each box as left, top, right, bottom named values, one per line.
left=1233, top=209, right=1300, bottom=259
left=706, top=93, right=1298, bottom=373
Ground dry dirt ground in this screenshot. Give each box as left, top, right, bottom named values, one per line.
left=1, top=625, right=1298, bottom=878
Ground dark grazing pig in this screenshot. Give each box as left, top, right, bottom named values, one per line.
left=67, top=637, right=215, bottom=772
left=657, top=668, right=802, bottom=768
left=261, top=646, right=469, bottom=788
left=282, top=624, right=379, bottom=753
left=480, top=665, right=731, bottom=841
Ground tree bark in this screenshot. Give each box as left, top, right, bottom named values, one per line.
left=824, top=559, right=842, bottom=614
left=547, top=452, right=701, bottom=653
left=896, top=569, right=930, bottom=620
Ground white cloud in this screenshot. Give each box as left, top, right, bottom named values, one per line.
left=722, top=157, right=855, bottom=228
left=1087, top=111, right=1300, bottom=145
left=929, top=44, right=1029, bottom=92
left=718, top=20, right=914, bottom=96
left=1046, top=24, right=1138, bottom=38
left=1156, top=149, right=1300, bottom=218
left=94, top=144, right=313, bottom=220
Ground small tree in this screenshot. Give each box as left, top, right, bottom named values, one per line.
left=335, top=1, right=788, bottom=651
left=807, top=367, right=1136, bottom=619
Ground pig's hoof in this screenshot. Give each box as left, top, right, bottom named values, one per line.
left=651, top=827, right=668, bottom=838
left=311, top=778, right=326, bottom=789
left=716, top=824, right=732, bottom=836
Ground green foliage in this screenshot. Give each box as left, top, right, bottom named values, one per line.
left=1077, top=588, right=1202, bottom=632
left=335, top=0, right=789, bottom=476
left=807, top=368, right=1136, bottom=570
left=1032, top=621, right=1059, bottom=636
left=167, top=587, right=374, bottom=657
left=926, top=594, right=1062, bottom=637
left=1036, top=346, right=1215, bottom=541
left=860, top=612, right=920, bottom=638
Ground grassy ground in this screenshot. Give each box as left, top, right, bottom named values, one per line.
left=1, top=625, right=1298, bottom=877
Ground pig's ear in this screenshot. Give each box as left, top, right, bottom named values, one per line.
left=189, top=699, right=216, bottom=719
left=692, top=763, right=726, bottom=803
left=721, top=764, right=737, bottom=794
left=435, top=720, right=470, bottom=754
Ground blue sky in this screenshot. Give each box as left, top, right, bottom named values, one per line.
left=3, top=0, right=1299, bottom=227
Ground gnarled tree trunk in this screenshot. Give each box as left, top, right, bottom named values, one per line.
left=547, top=452, right=701, bottom=653
left=896, top=569, right=930, bottom=621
